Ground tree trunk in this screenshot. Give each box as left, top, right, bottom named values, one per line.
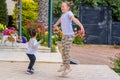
left=38, top=0, right=48, bottom=26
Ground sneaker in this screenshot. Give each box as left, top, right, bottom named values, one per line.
left=61, top=68, right=72, bottom=76
left=57, top=65, right=66, bottom=72
left=26, top=70, right=34, bottom=75
left=31, top=68, right=34, bottom=72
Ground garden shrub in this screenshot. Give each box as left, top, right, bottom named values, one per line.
left=0, top=23, right=7, bottom=33
left=111, top=53, right=120, bottom=73
left=0, top=0, right=8, bottom=25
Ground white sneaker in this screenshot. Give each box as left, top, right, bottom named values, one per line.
left=57, top=65, right=65, bottom=72
left=61, top=68, right=72, bottom=76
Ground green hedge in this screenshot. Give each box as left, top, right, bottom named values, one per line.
left=0, top=0, right=8, bottom=26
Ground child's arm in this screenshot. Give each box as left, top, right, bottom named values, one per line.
left=33, top=39, right=43, bottom=47
left=70, top=16, right=85, bottom=34
left=53, top=18, right=61, bottom=27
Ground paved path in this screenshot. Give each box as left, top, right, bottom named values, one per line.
left=0, top=62, right=119, bottom=80
left=0, top=42, right=120, bottom=80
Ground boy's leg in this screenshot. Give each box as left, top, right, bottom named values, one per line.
left=27, top=54, right=36, bottom=70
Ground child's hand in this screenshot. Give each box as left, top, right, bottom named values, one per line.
left=81, top=27, right=85, bottom=34
left=52, top=25, right=57, bottom=31
left=39, top=39, right=43, bottom=43
left=76, top=30, right=85, bottom=37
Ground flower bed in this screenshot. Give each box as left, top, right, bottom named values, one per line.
left=26, top=21, right=45, bottom=40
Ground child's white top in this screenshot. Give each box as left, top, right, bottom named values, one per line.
left=26, top=38, right=41, bottom=55
left=61, top=11, right=74, bottom=35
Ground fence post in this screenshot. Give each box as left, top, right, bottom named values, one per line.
left=48, top=0, right=52, bottom=49
left=18, top=0, right=22, bottom=36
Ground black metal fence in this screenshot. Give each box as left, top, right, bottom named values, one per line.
left=53, top=6, right=120, bottom=45
left=78, top=5, right=120, bottom=45
left=112, top=22, right=120, bottom=45
left=78, top=5, right=113, bottom=45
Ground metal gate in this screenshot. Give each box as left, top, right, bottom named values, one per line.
left=112, top=22, right=120, bottom=45
left=78, top=6, right=112, bottom=44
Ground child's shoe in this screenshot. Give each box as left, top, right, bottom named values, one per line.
left=26, top=70, right=34, bottom=75
left=31, top=68, right=34, bottom=72
left=57, top=65, right=66, bottom=72
left=61, top=68, right=72, bottom=76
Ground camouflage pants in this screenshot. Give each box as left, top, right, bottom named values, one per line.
left=62, top=35, right=74, bottom=67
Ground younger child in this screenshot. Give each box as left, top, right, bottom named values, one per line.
left=53, top=2, right=85, bottom=76
left=26, top=29, right=42, bottom=74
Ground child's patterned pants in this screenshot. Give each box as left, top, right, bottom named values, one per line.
left=61, top=35, right=74, bottom=67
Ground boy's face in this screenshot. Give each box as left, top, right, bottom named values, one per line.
left=61, top=3, right=69, bottom=13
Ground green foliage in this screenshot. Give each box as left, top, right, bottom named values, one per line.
left=0, top=0, right=8, bottom=25
left=0, top=23, right=7, bottom=32
left=33, top=0, right=38, bottom=2
left=22, top=0, right=38, bottom=26
left=40, top=31, right=48, bottom=46
left=51, top=45, right=57, bottom=52
left=52, top=34, right=59, bottom=45
left=12, top=2, right=20, bottom=27
left=22, top=26, right=29, bottom=40
left=12, top=0, right=38, bottom=38
left=111, top=53, right=120, bottom=73
left=73, top=35, right=84, bottom=45
left=53, top=0, right=120, bottom=21
left=19, top=0, right=38, bottom=40
left=53, top=0, right=62, bottom=18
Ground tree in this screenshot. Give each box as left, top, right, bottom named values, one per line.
left=0, top=0, right=8, bottom=25
left=38, top=0, right=48, bottom=26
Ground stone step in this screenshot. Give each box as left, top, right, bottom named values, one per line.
left=0, top=51, right=62, bottom=62
left=0, top=43, right=62, bottom=62
left=0, top=43, right=51, bottom=53
left=0, top=48, right=51, bottom=53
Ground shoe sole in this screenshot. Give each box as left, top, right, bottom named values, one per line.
left=26, top=72, right=34, bottom=75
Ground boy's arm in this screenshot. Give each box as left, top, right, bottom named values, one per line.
left=70, top=16, right=85, bottom=34
left=33, top=40, right=43, bottom=47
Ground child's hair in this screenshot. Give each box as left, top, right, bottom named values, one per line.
left=63, top=2, right=72, bottom=10
left=28, top=29, right=37, bottom=38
